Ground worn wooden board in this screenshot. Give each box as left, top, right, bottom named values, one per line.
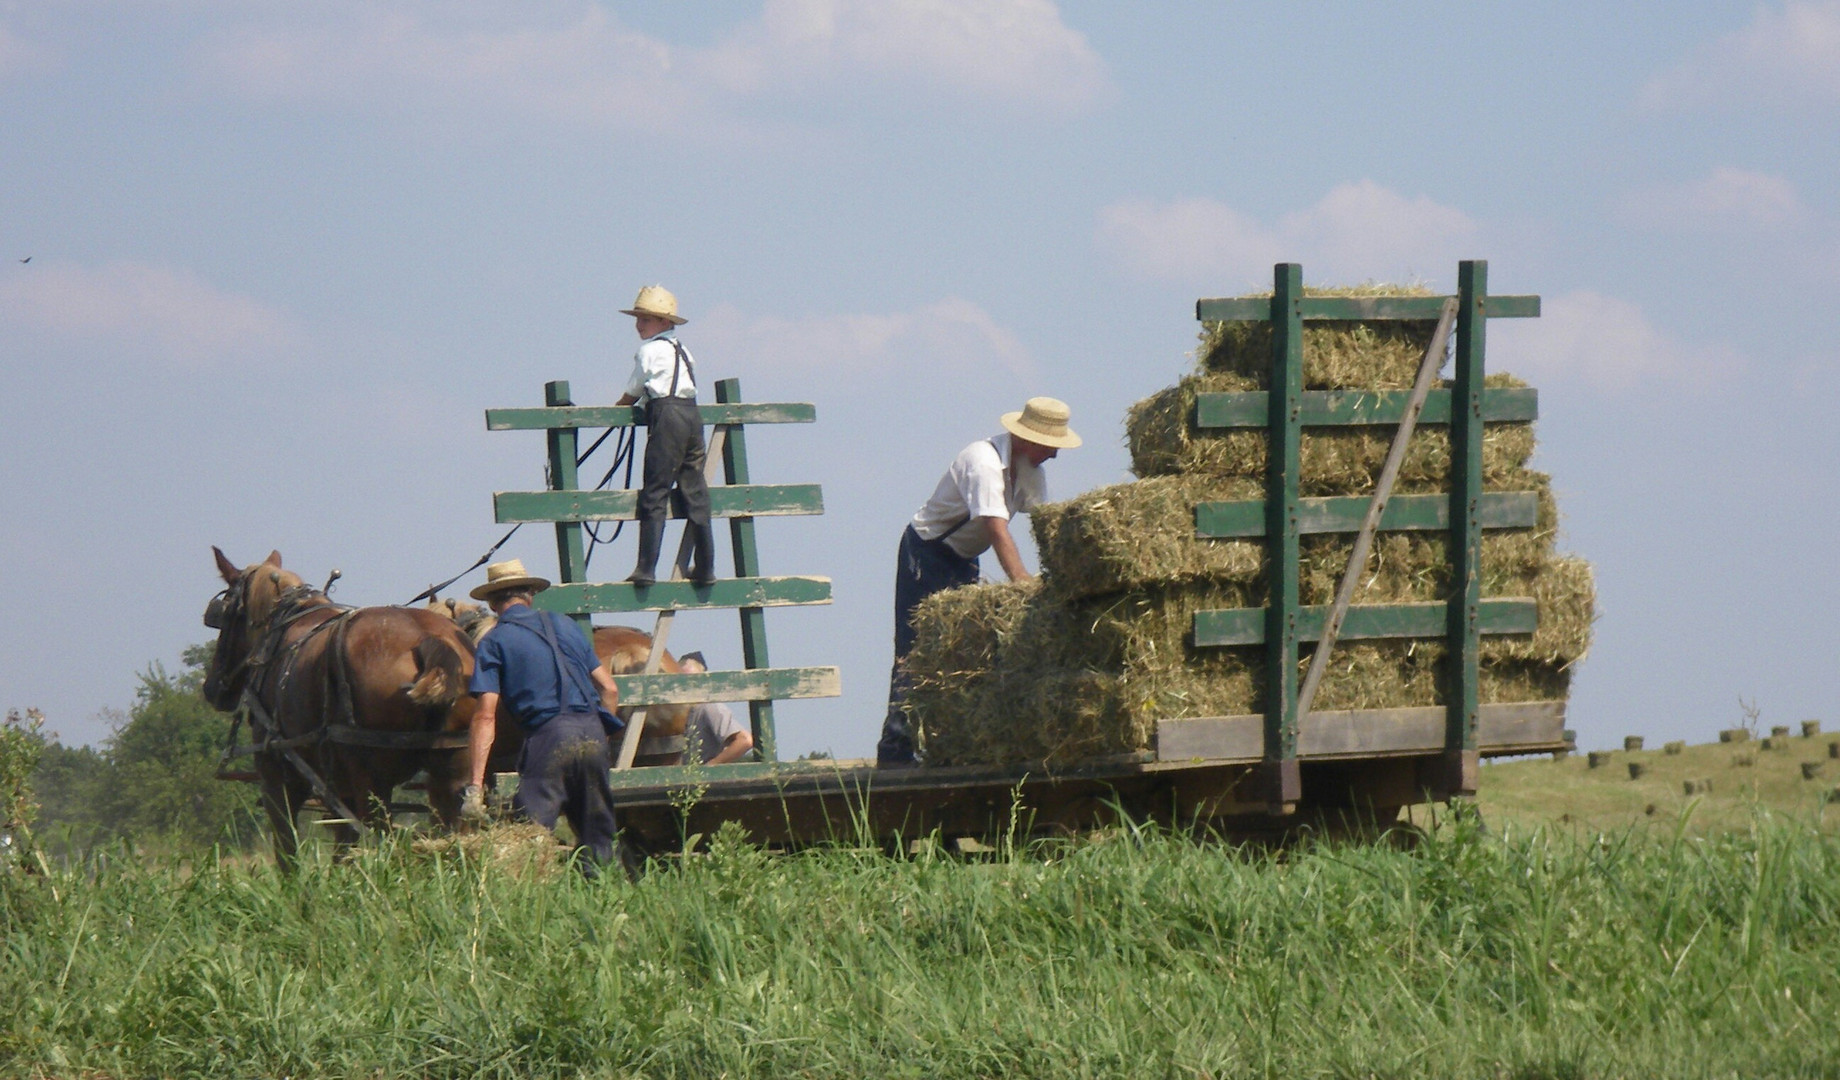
left=1197, top=490, right=1539, bottom=538
left=609, top=665, right=841, bottom=707
left=486, top=402, right=816, bottom=431
left=494, top=484, right=823, bottom=523
left=1194, top=598, right=1537, bottom=647
left=1157, top=701, right=1567, bottom=763
left=1194, top=295, right=1540, bottom=322
left=1196, top=387, right=1539, bottom=429
left=536, top=576, right=832, bottom=615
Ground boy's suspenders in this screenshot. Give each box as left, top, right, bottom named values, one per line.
left=666, top=338, right=696, bottom=398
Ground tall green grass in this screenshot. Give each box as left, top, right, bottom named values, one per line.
left=4, top=809, right=1838, bottom=1079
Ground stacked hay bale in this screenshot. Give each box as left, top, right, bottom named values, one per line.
left=905, top=291, right=1595, bottom=767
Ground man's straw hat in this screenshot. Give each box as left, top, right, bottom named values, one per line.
left=621, top=284, right=687, bottom=326
left=470, top=558, right=552, bottom=601
left=1001, top=397, right=1082, bottom=450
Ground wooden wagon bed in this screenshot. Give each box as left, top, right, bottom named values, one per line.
left=583, top=701, right=1567, bottom=849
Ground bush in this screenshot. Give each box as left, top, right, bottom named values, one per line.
left=28, top=645, right=259, bottom=856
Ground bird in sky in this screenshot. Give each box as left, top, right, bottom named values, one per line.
left=18, top=256, right=28, bottom=264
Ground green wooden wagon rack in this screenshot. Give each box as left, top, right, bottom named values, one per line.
left=491, top=261, right=1570, bottom=849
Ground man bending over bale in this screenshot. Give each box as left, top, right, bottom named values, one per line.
left=461, top=559, right=630, bottom=878
left=876, top=397, right=1081, bottom=766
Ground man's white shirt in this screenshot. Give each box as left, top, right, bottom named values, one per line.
left=623, top=331, right=697, bottom=402
left=911, top=432, right=1047, bottom=560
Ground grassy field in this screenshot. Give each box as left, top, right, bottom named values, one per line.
left=1477, top=729, right=1840, bottom=836
left=4, top=797, right=1839, bottom=1078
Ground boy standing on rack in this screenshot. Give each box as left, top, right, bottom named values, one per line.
left=614, top=284, right=716, bottom=586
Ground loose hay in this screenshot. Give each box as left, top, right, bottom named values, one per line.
left=409, top=822, right=567, bottom=880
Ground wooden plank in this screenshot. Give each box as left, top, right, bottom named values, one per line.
left=717, top=378, right=779, bottom=762
left=1195, top=294, right=1540, bottom=322
left=1297, top=298, right=1458, bottom=723
left=1157, top=701, right=1566, bottom=763
left=1264, top=265, right=1304, bottom=796
left=609, top=666, right=841, bottom=707
left=1447, top=260, right=1488, bottom=786
left=1195, top=387, right=1538, bottom=428
left=1193, top=598, right=1537, bottom=647
left=1197, top=490, right=1539, bottom=538
left=535, top=576, right=831, bottom=614
left=486, top=402, right=816, bottom=431
left=543, top=381, right=592, bottom=637
left=494, top=484, right=823, bottom=523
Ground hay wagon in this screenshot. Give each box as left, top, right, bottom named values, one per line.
left=489, top=260, right=1571, bottom=850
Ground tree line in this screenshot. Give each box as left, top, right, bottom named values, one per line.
left=3, top=645, right=259, bottom=858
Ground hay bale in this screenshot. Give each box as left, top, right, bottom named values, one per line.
left=901, top=285, right=1594, bottom=768
left=906, top=555, right=1592, bottom=765
left=1196, top=286, right=1441, bottom=389
left=1125, top=372, right=1537, bottom=487
left=1034, top=471, right=1560, bottom=601
left=409, top=823, right=565, bottom=880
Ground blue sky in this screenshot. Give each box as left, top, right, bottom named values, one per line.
left=2, top=1, right=1836, bottom=757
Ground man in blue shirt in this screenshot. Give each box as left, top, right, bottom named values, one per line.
left=461, top=558, right=627, bottom=876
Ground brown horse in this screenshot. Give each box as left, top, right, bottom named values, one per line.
left=434, top=600, right=688, bottom=765
left=202, top=548, right=502, bottom=867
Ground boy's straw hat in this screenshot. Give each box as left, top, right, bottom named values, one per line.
left=1000, top=397, right=1082, bottom=449
left=621, top=284, right=688, bottom=326
left=470, top=558, right=552, bottom=600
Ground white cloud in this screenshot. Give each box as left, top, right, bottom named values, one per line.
left=1096, top=181, right=1478, bottom=288
left=1641, top=1, right=1840, bottom=109
left=696, top=297, right=1033, bottom=377
left=0, top=260, right=303, bottom=370
left=198, top=4, right=684, bottom=129
left=195, top=0, right=1107, bottom=129
left=698, top=0, right=1108, bottom=112
left=1621, top=167, right=1810, bottom=231
left=1499, top=291, right=1746, bottom=390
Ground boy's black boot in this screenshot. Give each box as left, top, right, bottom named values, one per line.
left=687, top=523, right=718, bottom=585
left=627, top=519, right=665, bottom=586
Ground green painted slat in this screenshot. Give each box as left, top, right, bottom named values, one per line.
left=1266, top=266, right=1303, bottom=771
left=495, top=484, right=823, bottom=523
left=543, top=381, right=592, bottom=637
left=1197, top=491, right=1540, bottom=538
left=486, top=402, right=816, bottom=431
left=533, top=576, right=832, bottom=614
left=1196, top=295, right=1540, bottom=322
left=1196, top=387, right=1538, bottom=428
left=1194, top=598, right=1537, bottom=647
left=717, top=378, right=779, bottom=762
left=609, top=665, right=841, bottom=707
left=1448, top=261, right=1489, bottom=763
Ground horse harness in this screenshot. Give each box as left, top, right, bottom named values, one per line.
left=214, top=579, right=470, bottom=816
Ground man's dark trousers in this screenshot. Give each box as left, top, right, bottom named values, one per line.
left=639, top=396, right=711, bottom=526
left=877, top=524, right=979, bottom=764
left=513, top=711, right=620, bottom=869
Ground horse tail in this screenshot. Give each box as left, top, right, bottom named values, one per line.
left=407, top=636, right=467, bottom=713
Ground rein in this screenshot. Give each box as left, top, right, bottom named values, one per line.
left=406, top=421, right=639, bottom=604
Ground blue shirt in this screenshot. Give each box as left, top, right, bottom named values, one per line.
left=469, top=605, right=619, bottom=732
